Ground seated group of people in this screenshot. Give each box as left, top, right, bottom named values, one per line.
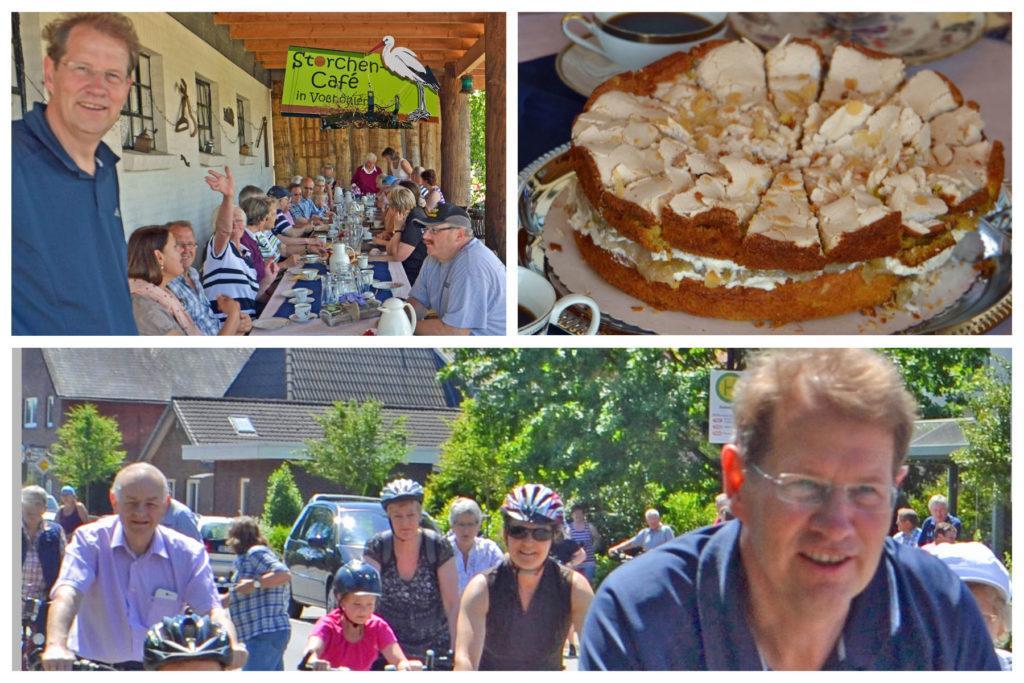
left=127, top=167, right=326, bottom=335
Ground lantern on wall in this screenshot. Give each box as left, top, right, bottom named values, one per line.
left=459, top=74, right=474, bottom=94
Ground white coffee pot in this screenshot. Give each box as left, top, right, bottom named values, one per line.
left=377, top=298, right=416, bottom=335
left=329, top=245, right=355, bottom=274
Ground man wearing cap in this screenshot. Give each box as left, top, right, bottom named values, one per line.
left=580, top=349, right=999, bottom=670
left=56, top=485, right=90, bottom=537
left=406, top=205, right=506, bottom=336
left=925, top=542, right=1012, bottom=670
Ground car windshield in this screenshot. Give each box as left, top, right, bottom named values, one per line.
left=201, top=521, right=232, bottom=542
left=337, top=510, right=391, bottom=548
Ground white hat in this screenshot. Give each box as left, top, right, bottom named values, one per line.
left=924, top=541, right=1011, bottom=602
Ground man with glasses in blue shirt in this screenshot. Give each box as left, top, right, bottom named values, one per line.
left=580, top=349, right=999, bottom=670
left=407, top=204, right=506, bottom=336
left=13, top=13, right=141, bottom=334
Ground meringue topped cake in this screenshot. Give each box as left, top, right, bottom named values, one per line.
left=568, top=37, right=1004, bottom=323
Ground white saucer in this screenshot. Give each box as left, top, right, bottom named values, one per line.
left=251, top=317, right=289, bottom=330
left=372, top=281, right=399, bottom=289
left=289, top=313, right=315, bottom=323
left=554, top=42, right=628, bottom=97
left=281, top=287, right=311, bottom=298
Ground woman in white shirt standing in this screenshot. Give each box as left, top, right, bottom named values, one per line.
left=447, top=497, right=503, bottom=597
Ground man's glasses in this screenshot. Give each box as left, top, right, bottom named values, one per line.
left=423, top=225, right=462, bottom=235
left=507, top=525, right=554, bottom=541
left=175, top=242, right=197, bottom=251
left=60, top=59, right=129, bottom=87
left=746, top=461, right=898, bottom=512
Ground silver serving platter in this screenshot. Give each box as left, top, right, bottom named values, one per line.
left=519, top=144, right=1011, bottom=335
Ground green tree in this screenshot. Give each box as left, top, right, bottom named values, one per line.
left=262, top=463, right=305, bottom=527
left=430, top=349, right=723, bottom=535
left=302, top=400, right=409, bottom=496
left=468, top=90, right=486, bottom=206
left=49, top=403, right=126, bottom=505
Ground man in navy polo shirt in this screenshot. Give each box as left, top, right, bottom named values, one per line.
left=580, top=349, right=999, bottom=671
left=13, top=13, right=139, bottom=334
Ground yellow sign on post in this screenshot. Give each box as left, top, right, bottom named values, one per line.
left=281, top=43, right=441, bottom=127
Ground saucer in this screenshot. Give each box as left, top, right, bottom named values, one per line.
left=554, top=42, right=629, bottom=97
left=289, top=313, right=315, bottom=323
left=729, top=12, right=986, bottom=64
left=251, top=317, right=289, bottom=330
left=281, top=288, right=311, bottom=298
left=372, top=281, right=399, bottom=289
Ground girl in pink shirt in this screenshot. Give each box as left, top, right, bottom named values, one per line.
left=302, top=561, right=419, bottom=671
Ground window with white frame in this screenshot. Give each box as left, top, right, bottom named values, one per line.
left=46, top=395, right=56, bottom=428
left=24, top=397, right=38, bottom=428
left=120, top=52, right=155, bottom=150
left=187, top=480, right=200, bottom=512
left=239, top=478, right=251, bottom=515
left=196, top=76, right=214, bottom=153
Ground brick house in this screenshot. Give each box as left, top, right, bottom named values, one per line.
left=19, top=349, right=252, bottom=508
left=137, top=348, right=462, bottom=518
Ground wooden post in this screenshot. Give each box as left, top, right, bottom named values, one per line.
left=271, top=80, right=290, bottom=183
left=439, top=63, right=471, bottom=206
left=484, top=13, right=505, bottom=259
left=288, top=115, right=304, bottom=181
left=336, top=128, right=351, bottom=186
left=404, top=127, right=421, bottom=168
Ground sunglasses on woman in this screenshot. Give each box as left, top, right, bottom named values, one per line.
left=507, top=525, right=554, bottom=541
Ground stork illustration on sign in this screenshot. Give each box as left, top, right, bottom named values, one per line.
left=370, top=36, right=439, bottom=122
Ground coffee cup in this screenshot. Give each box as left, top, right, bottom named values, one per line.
left=289, top=293, right=311, bottom=304
left=561, top=12, right=727, bottom=70
left=357, top=254, right=370, bottom=269
left=299, top=268, right=319, bottom=280
left=293, top=302, right=313, bottom=320
left=517, top=266, right=600, bottom=335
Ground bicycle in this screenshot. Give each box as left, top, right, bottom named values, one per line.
left=21, top=598, right=46, bottom=671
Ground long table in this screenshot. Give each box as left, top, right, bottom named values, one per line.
left=251, top=257, right=412, bottom=336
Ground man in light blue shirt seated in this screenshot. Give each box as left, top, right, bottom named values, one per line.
left=161, top=497, right=203, bottom=542
left=408, top=205, right=506, bottom=336
left=607, top=509, right=675, bottom=556
left=289, top=176, right=326, bottom=228
left=891, top=507, right=922, bottom=547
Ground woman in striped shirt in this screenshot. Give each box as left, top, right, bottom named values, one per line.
left=202, top=168, right=278, bottom=320
left=421, top=169, right=445, bottom=212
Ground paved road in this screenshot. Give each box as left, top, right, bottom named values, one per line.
left=281, top=605, right=579, bottom=671
left=284, top=606, right=324, bottom=670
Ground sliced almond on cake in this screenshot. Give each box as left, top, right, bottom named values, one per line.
left=880, top=168, right=948, bottom=235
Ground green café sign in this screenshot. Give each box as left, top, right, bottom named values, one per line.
left=281, top=44, right=441, bottom=128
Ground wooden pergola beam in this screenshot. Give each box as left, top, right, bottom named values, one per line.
left=254, top=55, right=469, bottom=71
left=214, top=12, right=486, bottom=24
left=453, top=35, right=486, bottom=76
left=242, top=37, right=478, bottom=53
left=227, top=23, right=484, bottom=40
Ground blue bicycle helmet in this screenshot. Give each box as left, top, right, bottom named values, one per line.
left=380, top=478, right=424, bottom=510
left=143, top=612, right=233, bottom=671
left=332, top=559, right=382, bottom=597
left=502, top=484, right=564, bottom=525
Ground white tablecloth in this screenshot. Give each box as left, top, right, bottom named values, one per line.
left=251, top=258, right=412, bottom=336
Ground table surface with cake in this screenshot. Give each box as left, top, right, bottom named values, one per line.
left=518, top=12, right=1011, bottom=335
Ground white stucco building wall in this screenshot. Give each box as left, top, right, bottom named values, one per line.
left=15, top=12, right=274, bottom=253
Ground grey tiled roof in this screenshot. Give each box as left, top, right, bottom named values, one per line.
left=172, top=397, right=458, bottom=448
left=226, top=348, right=460, bottom=408
left=43, top=349, right=254, bottom=402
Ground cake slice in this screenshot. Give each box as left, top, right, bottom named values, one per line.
left=893, top=70, right=962, bottom=122
left=693, top=39, right=767, bottom=105
left=820, top=43, right=904, bottom=106
left=765, top=36, right=824, bottom=124
left=816, top=189, right=902, bottom=263
left=741, top=169, right=824, bottom=270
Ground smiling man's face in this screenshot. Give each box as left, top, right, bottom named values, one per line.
left=43, top=24, right=132, bottom=145
left=111, top=472, right=169, bottom=551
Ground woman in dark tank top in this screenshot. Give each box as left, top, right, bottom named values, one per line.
left=56, top=486, right=88, bottom=537
left=453, top=484, right=594, bottom=671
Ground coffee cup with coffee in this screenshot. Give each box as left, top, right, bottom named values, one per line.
left=561, top=12, right=727, bottom=70
left=357, top=254, right=370, bottom=269
left=518, top=266, right=600, bottom=335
